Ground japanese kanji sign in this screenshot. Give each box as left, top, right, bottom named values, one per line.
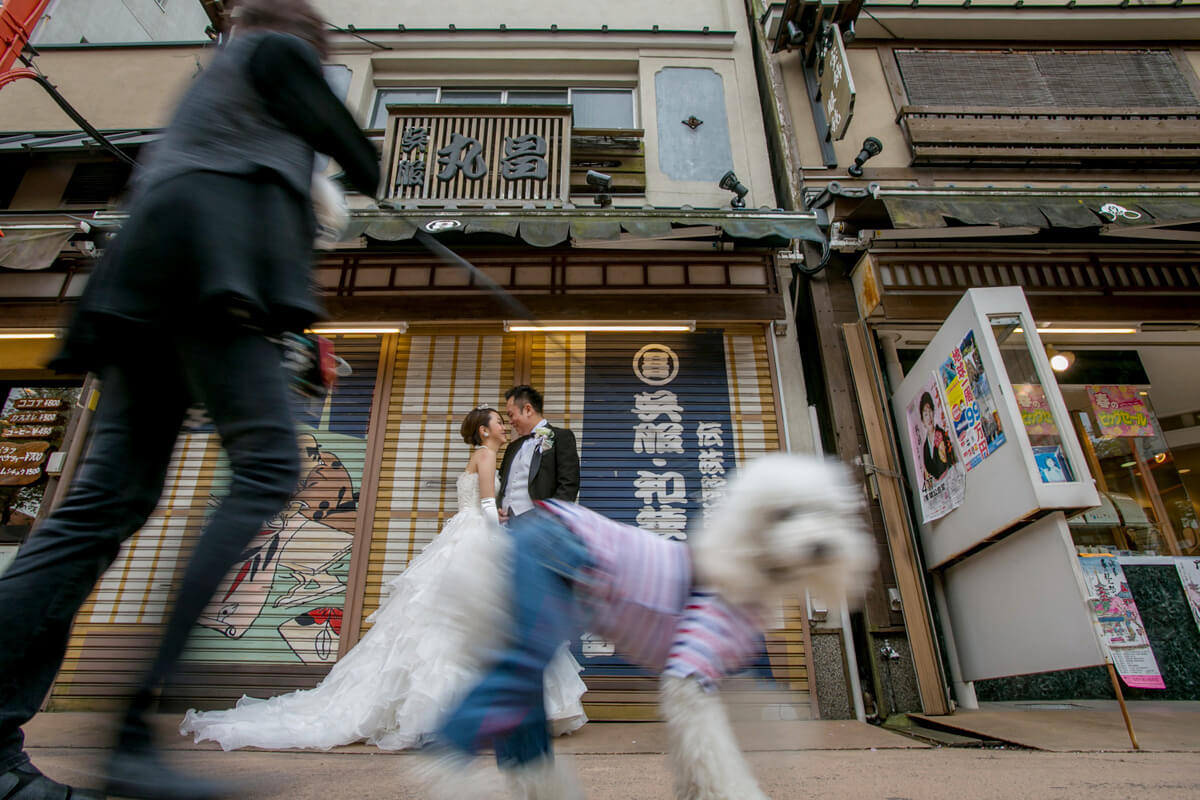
left=381, top=106, right=571, bottom=205
left=817, top=24, right=855, bottom=142
left=579, top=333, right=735, bottom=541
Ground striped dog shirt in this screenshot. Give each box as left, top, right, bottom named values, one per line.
left=537, top=500, right=762, bottom=691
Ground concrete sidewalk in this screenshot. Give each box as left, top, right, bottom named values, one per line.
left=910, top=699, right=1200, bottom=752
left=19, top=709, right=1200, bottom=798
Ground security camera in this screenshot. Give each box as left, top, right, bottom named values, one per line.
left=587, top=170, right=613, bottom=207
left=785, top=20, right=804, bottom=48
left=585, top=169, right=613, bottom=189
left=718, top=170, right=749, bottom=209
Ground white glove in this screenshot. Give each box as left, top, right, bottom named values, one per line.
left=480, top=497, right=500, bottom=526
left=311, top=171, right=349, bottom=250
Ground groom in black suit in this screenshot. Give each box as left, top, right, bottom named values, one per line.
left=498, top=385, right=580, bottom=521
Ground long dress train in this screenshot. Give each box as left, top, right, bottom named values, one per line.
left=179, top=471, right=588, bottom=750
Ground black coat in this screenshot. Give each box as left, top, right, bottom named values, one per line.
left=53, top=32, right=379, bottom=373
left=497, top=424, right=580, bottom=509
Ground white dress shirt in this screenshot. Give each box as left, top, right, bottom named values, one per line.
left=505, top=419, right=549, bottom=517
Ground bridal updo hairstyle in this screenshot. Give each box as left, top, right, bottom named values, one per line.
left=461, top=407, right=496, bottom=446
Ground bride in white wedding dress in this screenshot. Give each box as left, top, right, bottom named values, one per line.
left=179, top=407, right=588, bottom=751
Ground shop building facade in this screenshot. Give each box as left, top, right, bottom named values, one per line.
left=0, top=0, right=843, bottom=721
left=757, top=0, right=1200, bottom=718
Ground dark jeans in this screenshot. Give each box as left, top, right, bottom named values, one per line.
left=0, top=328, right=299, bottom=770
left=438, top=510, right=592, bottom=768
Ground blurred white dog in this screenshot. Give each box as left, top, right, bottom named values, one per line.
left=421, top=453, right=875, bottom=800
left=661, top=453, right=875, bottom=800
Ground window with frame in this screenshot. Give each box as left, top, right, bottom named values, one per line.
left=369, top=87, right=636, bottom=130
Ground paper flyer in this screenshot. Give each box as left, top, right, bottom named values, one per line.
left=939, top=329, right=1007, bottom=470
left=957, top=330, right=1006, bottom=457
left=905, top=371, right=965, bottom=522
left=1176, top=557, right=1200, bottom=636
left=1077, top=554, right=1165, bottom=690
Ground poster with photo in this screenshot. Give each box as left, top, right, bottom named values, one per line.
left=939, top=330, right=1006, bottom=471
left=905, top=372, right=965, bottom=522
left=1032, top=445, right=1071, bottom=483
left=958, top=330, right=1006, bottom=456
left=1078, top=554, right=1165, bottom=690
left=1177, top=557, right=1200, bottom=636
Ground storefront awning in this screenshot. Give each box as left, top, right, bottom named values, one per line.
left=0, top=129, right=159, bottom=153
left=0, top=226, right=79, bottom=271
left=347, top=208, right=825, bottom=248
left=877, top=189, right=1200, bottom=238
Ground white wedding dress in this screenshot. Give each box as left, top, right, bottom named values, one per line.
left=180, top=470, right=589, bottom=751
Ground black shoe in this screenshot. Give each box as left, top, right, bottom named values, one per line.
left=0, top=762, right=105, bottom=800
left=104, top=750, right=230, bottom=800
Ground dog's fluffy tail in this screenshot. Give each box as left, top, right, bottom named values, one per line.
left=660, top=676, right=771, bottom=800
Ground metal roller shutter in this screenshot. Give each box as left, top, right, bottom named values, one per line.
left=359, top=332, right=514, bottom=629
left=529, top=328, right=809, bottom=721
left=50, top=334, right=384, bottom=710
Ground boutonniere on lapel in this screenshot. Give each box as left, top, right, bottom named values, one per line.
left=533, top=427, right=555, bottom=453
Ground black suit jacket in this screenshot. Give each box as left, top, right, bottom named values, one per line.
left=497, top=423, right=580, bottom=510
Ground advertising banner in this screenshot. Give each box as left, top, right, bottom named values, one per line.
left=1014, top=384, right=1058, bottom=437
left=905, top=372, right=964, bottom=522
left=1086, top=386, right=1155, bottom=437
left=1078, top=554, right=1165, bottom=689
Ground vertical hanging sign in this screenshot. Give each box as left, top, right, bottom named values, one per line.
left=579, top=332, right=735, bottom=539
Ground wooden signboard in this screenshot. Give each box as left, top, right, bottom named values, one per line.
left=0, top=441, right=50, bottom=486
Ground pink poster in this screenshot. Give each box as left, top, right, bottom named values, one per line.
left=1086, top=385, right=1154, bottom=437
left=1014, top=384, right=1059, bottom=437
left=1078, top=554, right=1165, bottom=690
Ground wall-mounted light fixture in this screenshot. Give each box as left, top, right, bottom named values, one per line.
left=586, top=170, right=613, bottom=208
left=504, top=320, right=696, bottom=333
left=846, top=137, right=882, bottom=177
left=718, top=170, right=749, bottom=209
left=1045, top=345, right=1076, bottom=373
left=307, top=323, right=408, bottom=335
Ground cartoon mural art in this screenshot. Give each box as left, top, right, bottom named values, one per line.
left=196, top=431, right=357, bottom=649
left=186, top=339, right=379, bottom=665
left=279, top=606, right=344, bottom=663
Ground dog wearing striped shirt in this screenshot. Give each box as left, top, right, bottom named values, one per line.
left=420, top=453, right=875, bottom=800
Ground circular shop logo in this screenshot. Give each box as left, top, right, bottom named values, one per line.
left=423, top=219, right=463, bottom=233
left=633, top=343, right=680, bottom=386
